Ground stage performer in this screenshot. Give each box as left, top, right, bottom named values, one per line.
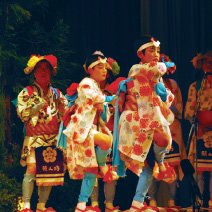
left=62, top=52, right=119, bottom=212
left=184, top=50, right=212, bottom=207
left=148, top=54, right=187, bottom=209
left=114, top=35, right=177, bottom=212
left=17, top=54, right=68, bottom=212
left=89, top=54, right=125, bottom=212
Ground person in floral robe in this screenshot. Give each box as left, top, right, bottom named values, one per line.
left=17, top=55, right=68, bottom=212
left=184, top=51, right=212, bottom=207
left=63, top=52, right=119, bottom=212
left=117, top=35, right=176, bottom=212
left=148, top=54, right=187, bottom=209
left=89, top=55, right=124, bottom=212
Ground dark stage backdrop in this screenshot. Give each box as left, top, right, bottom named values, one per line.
left=55, top=0, right=212, bottom=209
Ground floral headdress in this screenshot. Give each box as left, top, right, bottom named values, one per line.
left=191, top=51, right=212, bottom=70
left=24, top=54, right=57, bottom=75
left=106, top=57, right=120, bottom=76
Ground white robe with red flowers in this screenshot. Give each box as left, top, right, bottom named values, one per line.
left=63, top=77, right=112, bottom=179
left=118, top=62, right=175, bottom=176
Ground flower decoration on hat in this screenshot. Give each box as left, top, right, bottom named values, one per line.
left=151, top=37, right=160, bottom=48
left=24, top=54, right=57, bottom=75
left=106, top=57, right=120, bottom=76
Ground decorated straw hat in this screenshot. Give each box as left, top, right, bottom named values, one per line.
left=191, top=50, right=212, bottom=69
left=24, top=54, right=57, bottom=75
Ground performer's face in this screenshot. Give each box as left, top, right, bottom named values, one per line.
left=34, top=61, right=51, bottom=85
left=89, top=63, right=107, bottom=83
left=203, top=57, right=212, bottom=73
left=142, top=46, right=160, bottom=63
left=203, top=57, right=212, bottom=83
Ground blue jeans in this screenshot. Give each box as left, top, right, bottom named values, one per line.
left=133, top=166, right=153, bottom=203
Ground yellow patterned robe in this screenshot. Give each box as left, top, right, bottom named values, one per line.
left=17, top=81, right=68, bottom=166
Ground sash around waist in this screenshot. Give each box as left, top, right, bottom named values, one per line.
left=25, top=121, right=60, bottom=136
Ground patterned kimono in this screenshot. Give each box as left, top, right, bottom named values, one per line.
left=63, top=77, right=112, bottom=179
left=118, top=62, right=175, bottom=176
left=17, top=81, right=68, bottom=164
left=184, top=78, right=212, bottom=171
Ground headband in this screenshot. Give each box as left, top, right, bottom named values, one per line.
left=87, top=56, right=107, bottom=69
left=137, top=38, right=160, bottom=53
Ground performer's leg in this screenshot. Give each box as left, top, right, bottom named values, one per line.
left=90, top=180, right=99, bottom=207
left=208, top=172, right=212, bottom=207
left=104, top=180, right=117, bottom=210
left=167, top=179, right=178, bottom=207
left=76, top=172, right=97, bottom=211
left=94, top=132, right=112, bottom=151
left=36, top=186, right=52, bottom=211
left=153, top=142, right=168, bottom=166
left=22, top=172, right=36, bottom=209
left=95, top=139, right=119, bottom=182
left=148, top=178, right=159, bottom=207
left=197, top=173, right=204, bottom=198
left=132, top=166, right=153, bottom=206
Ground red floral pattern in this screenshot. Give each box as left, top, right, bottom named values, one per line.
left=149, top=61, right=157, bottom=67
left=85, top=149, right=92, bottom=158
left=140, top=118, right=149, bottom=128
left=72, top=116, right=77, bottom=123
left=149, top=121, right=159, bottom=129
left=126, top=113, right=132, bottom=122
left=133, top=112, right=139, bottom=121
left=138, top=133, right=147, bottom=143
left=133, top=144, right=143, bottom=155
left=139, top=85, right=152, bottom=96
left=79, top=128, right=86, bottom=134
left=77, top=107, right=82, bottom=114
left=153, top=97, right=160, bottom=106
left=137, top=76, right=148, bottom=84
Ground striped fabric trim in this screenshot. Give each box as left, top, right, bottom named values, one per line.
left=125, top=91, right=138, bottom=111
left=36, top=176, right=64, bottom=186
left=36, top=173, right=64, bottom=177
left=25, top=122, right=60, bottom=136
left=165, top=153, right=180, bottom=159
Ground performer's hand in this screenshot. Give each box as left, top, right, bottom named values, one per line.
left=94, top=103, right=104, bottom=112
